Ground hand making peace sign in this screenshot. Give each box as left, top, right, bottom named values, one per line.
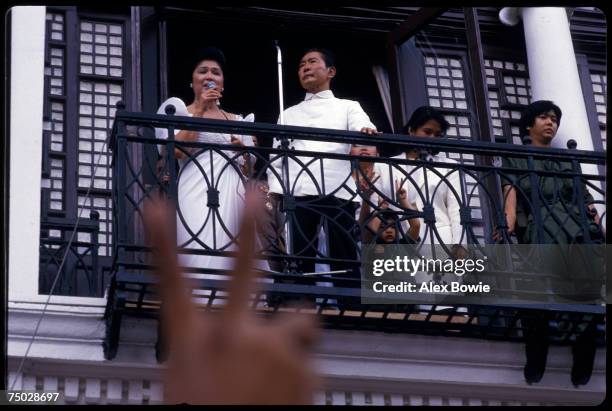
left=144, top=192, right=320, bottom=405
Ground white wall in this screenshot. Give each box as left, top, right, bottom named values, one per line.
left=7, top=321, right=607, bottom=404
left=9, top=6, right=46, bottom=300
left=8, top=7, right=105, bottom=306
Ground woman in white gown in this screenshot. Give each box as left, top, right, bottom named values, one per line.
left=154, top=47, right=264, bottom=278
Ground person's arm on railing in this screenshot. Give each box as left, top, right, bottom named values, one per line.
left=360, top=207, right=376, bottom=245
left=355, top=167, right=380, bottom=243
left=395, top=178, right=420, bottom=242
left=346, top=100, right=380, bottom=148
left=583, top=189, right=604, bottom=236
left=356, top=171, right=379, bottom=220
left=359, top=195, right=378, bottom=245
left=494, top=156, right=518, bottom=243
left=572, top=161, right=604, bottom=232
left=587, top=204, right=602, bottom=227
left=365, top=197, right=388, bottom=244
left=503, top=184, right=517, bottom=236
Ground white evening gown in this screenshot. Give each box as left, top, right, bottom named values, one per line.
left=155, top=97, right=269, bottom=281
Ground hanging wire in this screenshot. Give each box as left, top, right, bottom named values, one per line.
left=10, top=134, right=112, bottom=391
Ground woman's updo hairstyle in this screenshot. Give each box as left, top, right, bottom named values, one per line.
left=194, top=46, right=226, bottom=71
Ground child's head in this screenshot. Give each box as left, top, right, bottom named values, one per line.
left=377, top=211, right=399, bottom=244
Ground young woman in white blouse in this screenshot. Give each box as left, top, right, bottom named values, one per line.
left=368, top=106, right=466, bottom=251
left=400, top=106, right=469, bottom=302
left=400, top=106, right=467, bottom=250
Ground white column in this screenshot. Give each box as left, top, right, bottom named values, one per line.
left=499, top=7, right=605, bottom=225
left=520, top=7, right=593, bottom=151
left=9, top=6, right=46, bottom=300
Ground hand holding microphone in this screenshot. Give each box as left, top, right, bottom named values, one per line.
left=197, top=80, right=222, bottom=107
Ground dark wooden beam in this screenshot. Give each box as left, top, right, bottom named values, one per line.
left=464, top=7, right=497, bottom=243
left=387, top=7, right=448, bottom=132
left=140, top=7, right=162, bottom=112
left=386, top=42, right=402, bottom=133
left=464, top=7, right=494, bottom=143
left=388, top=7, right=448, bottom=45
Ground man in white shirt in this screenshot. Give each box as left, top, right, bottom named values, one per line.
left=267, top=48, right=378, bottom=280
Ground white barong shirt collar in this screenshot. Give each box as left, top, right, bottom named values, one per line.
left=267, top=89, right=376, bottom=200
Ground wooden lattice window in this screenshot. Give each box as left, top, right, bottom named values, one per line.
left=484, top=58, right=531, bottom=144
left=39, top=7, right=130, bottom=296
left=590, top=71, right=607, bottom=150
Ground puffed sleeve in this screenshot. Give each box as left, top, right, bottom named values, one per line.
left=155, top=97, right=188, bottom=155
left=347, top=100, right=376, bottom=132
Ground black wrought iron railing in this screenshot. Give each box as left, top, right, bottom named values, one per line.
left=102, top=102, right=606, bottom=360
left=39, top=213, right=102, bottom=297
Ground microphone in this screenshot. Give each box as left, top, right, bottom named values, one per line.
left=204, top=81, right=220, bottom=106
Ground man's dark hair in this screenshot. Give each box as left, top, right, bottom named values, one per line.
left=518, top=100, right=562, bottom=139
left=303, top=47, right=336, bottom=68
left=403, top=106, right=450, bottom=135
left=194, top=46, right=226, bottom=71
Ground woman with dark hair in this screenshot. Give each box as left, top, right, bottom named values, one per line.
left=517, top=99, right=562, bottom=142
left=155, top=47, right=262, bottom=274
left=500, top=100, right=602, bottom=386
left=366, top=106, right=467, bottom=310
left=502, top=99, right=600, bottom=244
left=373, top=106, right=465, bottom=249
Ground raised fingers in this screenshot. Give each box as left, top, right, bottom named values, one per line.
left=395, top=177, right=408, bottom=192
left=378, top=196, right=388, bottom=209
left=144, top=199, right=198, bottom=343
left=223, top=187, right=262, bottom=322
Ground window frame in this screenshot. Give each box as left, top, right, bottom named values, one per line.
left=30, top=6, right=132, bottom=302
